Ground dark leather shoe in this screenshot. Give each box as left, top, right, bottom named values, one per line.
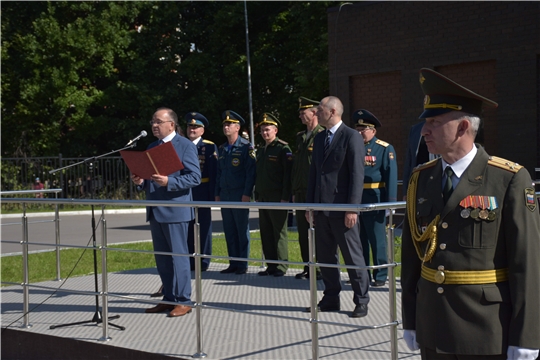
left=304, top=302, right=340, bottom=313
left=168, top=305, right=192, bottom=317
left=371, top=280, right=386, bottom=287
left=220, top=266, right=237, bottom=274
left=351, top=304, right=368, bottom=318
left=145, top=303, right=175, bottom=313
left=149, top=285, right=163, bottom=298
left=258, top=268, right=276, bottom=276
left=235, top=268, right=247, bottom=274
left=273, top=270, right=285, bottom=277
left=295, top=270, right=308, bottom=279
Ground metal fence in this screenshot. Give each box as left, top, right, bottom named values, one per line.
left=0, top=156, right=137, bottom=200
left=1, top=196, right=404, bottom=359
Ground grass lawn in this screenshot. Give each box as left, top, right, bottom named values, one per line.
left=1, top=231, right=402, bottom=285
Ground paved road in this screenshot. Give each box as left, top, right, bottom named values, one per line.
left=1, top=209, right=262, bottom=255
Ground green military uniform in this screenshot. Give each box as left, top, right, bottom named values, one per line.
left=291, top=97, right=324, bottom=278
left=255, top=113, right=293, bottom=275
left=401, top=68, right=540, bottom=357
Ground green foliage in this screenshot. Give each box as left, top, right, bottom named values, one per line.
left=1, top=1, right=340, bottom=157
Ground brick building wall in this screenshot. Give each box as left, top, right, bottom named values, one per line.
left=328, top=1, right=540, bottom=192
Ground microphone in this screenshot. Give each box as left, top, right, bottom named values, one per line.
left=125, top=130, right=147, bottom=146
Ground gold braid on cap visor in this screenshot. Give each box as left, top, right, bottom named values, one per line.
left=424, top=103, right=463, bottom=111
left=407, top=171, right=439, bottom=262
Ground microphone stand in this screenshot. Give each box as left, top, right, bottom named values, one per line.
left=48, top=142, right=139, bottom=331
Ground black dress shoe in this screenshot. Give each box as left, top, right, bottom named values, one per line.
left=149, top=285, right=163, bottom=298
left=351, top=304, right=368, bottom=318
left=303, top=302, right=340, bottom=313
left=258, top=268, right=276, bottom=276
left=295, top=270, right=308, bottom=279
left=235, top=268, right=247, bottom=274
left=220, top=266, right=237, bottom=274
left=371, top=280, right=386, bottom=287
left=273, top=270, right=285, bottom=277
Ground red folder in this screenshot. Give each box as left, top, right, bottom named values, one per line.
left=120, top=141, right=184, bottom=179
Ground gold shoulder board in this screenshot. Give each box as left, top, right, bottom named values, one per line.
left=202, top=139, right=215, bottom=145
left=375, top=139, right=389, bottom=147
left=488, top=156, right=523, bottom=173
left=413, top=158, right=438, bottom=173
left=278, top=139, right=289, bottom=145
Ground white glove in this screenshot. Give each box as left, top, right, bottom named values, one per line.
left=507, top=346, right=539, bottom=360
left=403, top=329, right=419, bottom=351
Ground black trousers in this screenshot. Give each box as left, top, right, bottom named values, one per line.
left=314, top=213, right=369, bottom=306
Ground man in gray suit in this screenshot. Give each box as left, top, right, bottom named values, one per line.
left=131, top=107, right=201, bottom=318
left=305, top=96, right=370, bottom=318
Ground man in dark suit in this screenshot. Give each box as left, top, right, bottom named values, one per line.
left=185, top=112, right=218, bottom=272
left=305, top=96, right=370, bottom=318
left=401, top=69, right=540, bottom=359
left=131, top=107, right=201, bottom=317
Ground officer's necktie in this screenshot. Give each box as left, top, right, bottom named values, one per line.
left=442, top=166, right=454, bottom=204
left=324, top=130, right=331, bottom=157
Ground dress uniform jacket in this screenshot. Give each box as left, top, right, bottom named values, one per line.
left=362, top=136, right=397, bottom=204
left=291, top=125, right=325, bottom=200
left=255, top=137, right=293, bottom=273
left=188, top=138, right=218, bottom=269
left=255, top=137, right=293, bottom=202
left=361, top=136, right=397, bottom=283
left=401, top=145, right=540, bottom=354
left=215, top=135, right=256, bottom=271
left=215, top=136, right=256, bottom=200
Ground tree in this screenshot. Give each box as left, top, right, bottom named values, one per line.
left=1, top=1, right=338, bottom=157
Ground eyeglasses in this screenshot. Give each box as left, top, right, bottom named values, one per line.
left=149, top=120, right=173, bottom=126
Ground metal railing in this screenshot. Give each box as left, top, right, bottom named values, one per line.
left=1, top=197, right=405, bottom=359
left=1, top=189, right=63, bottom=280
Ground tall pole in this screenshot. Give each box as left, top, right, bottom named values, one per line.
left=244, top=0, right=255, bottom=145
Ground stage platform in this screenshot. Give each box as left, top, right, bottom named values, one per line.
left=2, top=262, right=420, bottom=359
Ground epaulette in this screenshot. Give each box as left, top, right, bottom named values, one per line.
left=412, top=158, right=438, bottom=173
left=277, top=139, right=288, bottom=145
left=375, top=139, right=389, bottom=148
left=239, top=137, right=250, bottom=145
left=296, top=130, right=305, bottom=136
left=488, top=156, right=523, bottom=173
left=202, top=139, right=215, bottom=145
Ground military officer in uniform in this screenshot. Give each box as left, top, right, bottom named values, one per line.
left=254, top=113, right=293, bottom=277
left=185, top=112, right=218, bottom=271
left=353, top=109, right=397, bottom=287
left=401, top=68, right=540, bottom=359
left=292, top=97, right=324, bottom=280
left=215, top=110, right=256, bottom=275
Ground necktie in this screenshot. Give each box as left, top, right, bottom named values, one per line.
left=158, top=140, right=164, bottom=145
left=443, top=166, right=454, bottom=203
left=324, top=130, right=331, bottom=156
